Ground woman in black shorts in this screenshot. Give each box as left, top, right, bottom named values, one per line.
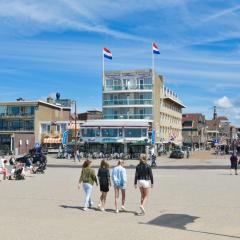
left=98, top=160, right=111, bottom=211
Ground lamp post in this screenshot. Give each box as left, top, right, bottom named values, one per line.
left=72, top=100, right=77, bottom=162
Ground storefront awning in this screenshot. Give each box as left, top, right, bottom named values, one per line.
left=43, top=138, right=62, bottom=144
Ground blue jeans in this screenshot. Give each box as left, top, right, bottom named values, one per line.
left=82, top=183, right=93, bottom=208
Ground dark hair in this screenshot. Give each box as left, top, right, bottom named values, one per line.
left=100, top=160, right=109, bottom=169
left=82, top=160, right=91, bottom=168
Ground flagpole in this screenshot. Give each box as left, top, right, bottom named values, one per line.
left=152, top=43, right=156, bottom=155
left=102, top=50, right=105, bottom=88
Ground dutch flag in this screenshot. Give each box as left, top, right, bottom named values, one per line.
left=152, top=43, right=160, bottom=54
left=103, top=48, right=112, bottom=60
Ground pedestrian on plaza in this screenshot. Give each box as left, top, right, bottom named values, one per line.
left=0, top=155, right=8, bottom=180
left=78, top=160, right=98, bottom=211
left=134, top=155, right=153, bottom=215
left=112, top=160, right=127, bottom=213
left=230, top=153, right=238, bottom=175
left=186, top=148, right=190, bottom=159
left=76, top=149, right=81, bottom=162
left=97, top=160, right=111, bottom=211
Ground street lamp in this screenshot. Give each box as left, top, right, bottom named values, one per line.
left=72, top=100, right=77, bottom=162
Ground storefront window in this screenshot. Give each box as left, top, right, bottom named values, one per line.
left=125, top=128, right=142, bottom=138
left=82, top=128, right=97, bottom=137
left=101, top=128, right=119, bottom=137
left=142, top=129, right=147, bottom=137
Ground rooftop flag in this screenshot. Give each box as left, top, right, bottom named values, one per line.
left=103, top=48, right=112, bottom=60
left=152, top=43, right=160, bottom=54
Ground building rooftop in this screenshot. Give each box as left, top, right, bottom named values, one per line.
left=0, top=100, right=71, bottom=110
left=81, top=119, right=149, bottom=127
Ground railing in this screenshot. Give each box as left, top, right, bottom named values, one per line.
left=0, top=113, right=34, bottom=118
left=104, top=84, right=152, bottom=91
left=103, top=99, right=152, bottom=105
left=103, top=114, right=152, bottom=120
left=0, top=127, right=34, bottom=131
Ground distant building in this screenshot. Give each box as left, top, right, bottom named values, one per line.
left=0, top=100, right=71, bottom=155
left=206, top=107, right=230, bottom=145
left=78, top=110, right=102, bottom=121
left=182, top=113, right=207, bottom=148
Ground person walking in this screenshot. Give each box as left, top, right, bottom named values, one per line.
left=97, top=160, right=111, bottom=211
left=134, top=155, right=153, bottom=215
left=112, top=160, right=127, bottom=213
left=78, top=160, right=98, bottom=211
left=230, top=154, right=238, bottom=175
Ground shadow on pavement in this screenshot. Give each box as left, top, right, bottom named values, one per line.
left=60, top=205, right=137, bottom=214
left=145, top=213, right=240, bottom=239
left=60, top=205, right=98, bottom=211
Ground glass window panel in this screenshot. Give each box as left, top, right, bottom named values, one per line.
left=125, top=128, right=142, bottom=138
left=101, top=128, right=118, bottom=137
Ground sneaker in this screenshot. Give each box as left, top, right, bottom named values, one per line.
left=121, top=205, right=126, bottom=211
left=89, top=201, right=94, bottom=208
left=140, top=205, right=145, bottom=215
left=83, top=207, right=88, bottom=211
left=100, top=208, right=105, bottom=212
left=115, top=209, right=119, bottom=213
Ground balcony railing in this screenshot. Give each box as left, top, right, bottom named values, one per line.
left=104, top=84, right=152, bottom=91
left=0, top=113, right=34, bottom=118
left=103, top=114, right=152, bottom=120
left=103, top=99, right=152, bottom=106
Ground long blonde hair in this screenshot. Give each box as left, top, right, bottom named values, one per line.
left=140, top=154, right=147, bottom=164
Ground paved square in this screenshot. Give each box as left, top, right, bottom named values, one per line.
left=0, top=152, right=239, bottom=240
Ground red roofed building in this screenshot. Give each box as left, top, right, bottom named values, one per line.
left=182, top=113, right=207, bottom=148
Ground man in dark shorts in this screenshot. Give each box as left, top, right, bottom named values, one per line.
left=230, top=154, right=238, bottom=175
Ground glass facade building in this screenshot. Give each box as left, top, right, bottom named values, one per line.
left=103, top=70, right=153, bottom=120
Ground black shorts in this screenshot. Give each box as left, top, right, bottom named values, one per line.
left=100, top=182, right=109, bottom=192
left=231, top=163, right=237, bottom=170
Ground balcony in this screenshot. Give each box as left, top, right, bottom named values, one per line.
left=104, top=84, right=152, bottom=92
left=0, top=113, right=34, bottom=119
left=103, top=114, right=152, bottom=120
left=103, top=99, right=152, bottom=106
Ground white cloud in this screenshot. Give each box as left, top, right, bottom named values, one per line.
left=214, top=96, right=233, bottom=109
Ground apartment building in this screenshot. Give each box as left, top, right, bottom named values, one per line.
left=80, top=69, right=184, bottom=154
left=182, top=113, right=207, bottom=148
left=0, top=100, right=71, bottom=155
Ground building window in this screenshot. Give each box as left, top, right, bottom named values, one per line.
left=101, top=128, right=119, bottom=137
left=81, top=128, right=97, bottom=137
left=125, top=128, right=142, bottom=138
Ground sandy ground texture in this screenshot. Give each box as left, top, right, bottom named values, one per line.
left=0, top=151, right=239, bottom=240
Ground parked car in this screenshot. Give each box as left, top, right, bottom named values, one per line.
left=170, top=150, right=184, bottom=159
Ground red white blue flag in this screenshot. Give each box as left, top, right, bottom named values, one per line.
left=152, top=43, right=160, bottom=54
left=103, top=48, right=112, bottom=60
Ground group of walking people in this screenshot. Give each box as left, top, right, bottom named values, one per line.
left=78, top=155, right=153, bottom=215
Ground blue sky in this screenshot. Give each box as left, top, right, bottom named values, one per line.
left=0, top=0, right=240, bottom=124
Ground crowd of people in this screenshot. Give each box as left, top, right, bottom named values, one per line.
left=0, top=149, right=47, bottom=181
left=78, top=155, right=154, bottom=215
left=0, top=155, right=26, bottom=181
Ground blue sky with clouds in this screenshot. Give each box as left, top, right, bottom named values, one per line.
left=0, top=0, right=240, bottom=123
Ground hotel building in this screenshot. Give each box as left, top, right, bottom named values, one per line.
left=80, top=69, right=185, bottom=154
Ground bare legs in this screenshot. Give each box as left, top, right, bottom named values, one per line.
left=139, top=187, right=150, bottom=214
left=114, top=187, right=125, bottom=212
left=99, top=192, right=108, bottom=210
